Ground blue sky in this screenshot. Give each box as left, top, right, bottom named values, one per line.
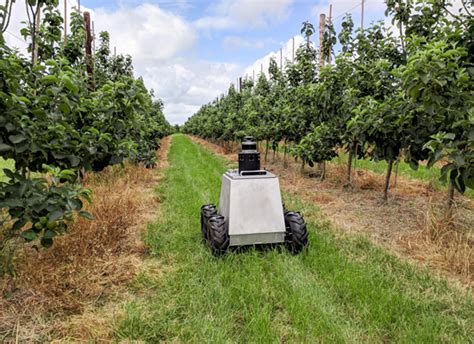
left=80, top=0, right=388, bottom=66
left=5, top=0, right=391, bottom=123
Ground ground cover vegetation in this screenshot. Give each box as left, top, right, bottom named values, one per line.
left=116, top=135, right=473, bottom=343
left=0, top=156, right=163, bottom=340
left=184, top=0, right=473, bottom=206
left=192, top=135, right=474, bottom=287
left=0, top=0, right=172, bottom=274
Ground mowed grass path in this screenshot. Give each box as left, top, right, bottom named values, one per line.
left=116, top=134, right=473, bottom=342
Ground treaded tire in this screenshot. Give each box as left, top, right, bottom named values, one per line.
left=208, top=215, right=229, bottom=256
left=200, top=204, right=217, bottom=243
left=284, top=211, right=308, bottom=254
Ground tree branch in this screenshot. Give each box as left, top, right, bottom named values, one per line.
left=461, top=0, right=473, bottom=17
left=3, top=0, right=14, bottom=33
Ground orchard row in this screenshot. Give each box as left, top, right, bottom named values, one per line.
left=0, top=1, right=172, bottom=259
left=184, top=1, right=473, bottom=204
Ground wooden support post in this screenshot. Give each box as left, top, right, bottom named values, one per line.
left=92, top=20, right=96, bottom=54
left=292, top=37, right=295, bottom=63
left=260, top=63, right=263, bottom=74
left=279, top=47, right=282, bottom=70
left=33, top=8, right=41, bottom=64
left=253, top=69, right=255, bottom=81
left=361, top=0, right=364, bottom=30
left=114, top=46, right=116, bottom=56
left=78, top=0, right=81, bottom=13
left=84, top=11, right=95, bottom=90
left=64, top=0, right=67, bottom=43
left=239, top=77, right=242, bottom=92
left=319, top=12, right=327, bottom=178
left=319, top=13, right=326, bottom=68
left=328, top=4, right=332, bottom=64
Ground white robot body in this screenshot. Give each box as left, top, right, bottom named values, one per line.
left=219, top=170, right=286, bottom=246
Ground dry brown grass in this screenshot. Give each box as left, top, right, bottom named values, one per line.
left=191, top=136, right=474, bottom=289
left=0, top=137, right=170, bottom=342
left=405, top=200, right=473, bottom=278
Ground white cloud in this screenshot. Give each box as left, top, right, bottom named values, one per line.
left=223, top=35, right=275, bottom=50
left=4, top=2, right=195, bottom=62
left=3, top=2, right=208, bottom=124
left=311, top=0, right=386, bottom=20
left=136, top=59, right=241, bottom=124
left=93, top=3, right=195, bottom=61
left=243, top=35, right=305, bottom=79
left=194, top=16, right=234, bottom=30
left=195, top=0, right=294, bottom=30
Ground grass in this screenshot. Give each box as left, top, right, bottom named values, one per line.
left=0, top=161, right=158, bottom=341
left=333, top=153, right=474, bottom=198
left=265, top=141, right=473, bottom=198
left=116, top=134, right=473, bottom=342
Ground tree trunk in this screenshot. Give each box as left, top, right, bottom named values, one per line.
left=346, top=142, right=356, bottom=185
left=320, top=161, right=326, bottom=181
left=265, top=141, right=269, bottom=162
left=347, top=149, right=353, bottom=183
left=353, top=143, right=358, bottom=180
left=283, top=140, right=288, bottom=168
left=394, top=161, right=399, bottom=188
left=447, top=178, right=455, bottom=215
left=272, top=143, right=276, bottom=161
left=383, top=159, right=393, bottom=202
left=317, top=162, right=325, bottom=180
left=301, top=160, right=305, bottom=174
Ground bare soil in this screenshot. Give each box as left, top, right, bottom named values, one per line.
left=191, top=136, right=474, bottom=289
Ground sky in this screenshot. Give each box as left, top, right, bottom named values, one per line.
left=4, top=0, right=393, bottom=124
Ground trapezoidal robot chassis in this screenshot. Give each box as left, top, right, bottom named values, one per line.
left=201, top=136, right=309, bottom=256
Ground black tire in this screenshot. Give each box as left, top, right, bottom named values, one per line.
left=208, top=215, right=229, bottom=256
left=200, top=204, right=217, bottom=243
left=284, top=211, right=308, bottom=254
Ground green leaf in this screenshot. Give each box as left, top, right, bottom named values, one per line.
left=420, top=74, right=429, bottom=84
left=43, top=229, right=57, bottom=239
left=68, top=155, right=80, bottom=167
left=48, top=209, right=65, bottom=222
left=79, top=211, right=94, bottom=220
left=8, top=134, right=27, bottom=144
left=21, top=229, right=37, bottom=241
left=58, top=101, right=70, bottom=114
left=12, top=219, right=27, bottom=231
left=20, top=28, right=29, bottom=37
left=408, top=160, right=419, bottom=171
left=61, top=75, right=79, bottom=93
left=408, top=86, right=420, bottom=99
left=40, top=237, right=54, bottom=248
left=0, top=143, right=12, bottom=152
left=3, top=169, right=19, bottom=180
left=42, top=75, right=58, bottom=85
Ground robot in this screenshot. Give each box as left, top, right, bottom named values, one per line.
left=201, top=136, right=308, bottom=255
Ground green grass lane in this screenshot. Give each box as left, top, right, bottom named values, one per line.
left=116, top=134, right=473, bottom=342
